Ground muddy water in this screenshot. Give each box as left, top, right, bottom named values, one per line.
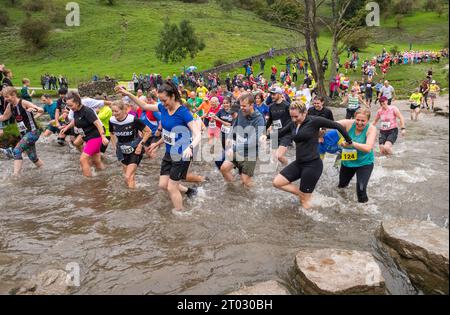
left=0, top=103, right=448, bottom=294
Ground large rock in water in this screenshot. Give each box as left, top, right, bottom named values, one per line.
left=78, top=79, right=117, bottom=97
left=14, top=270, right=72, bottom=295
left=376, top=219, right=449, bottom=295
left=295, top=249, right=386, bottom=294
left=228, top=280, right=290, bottom=295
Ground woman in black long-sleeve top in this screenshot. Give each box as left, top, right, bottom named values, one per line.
left=272, top=101, right=353, bottom=209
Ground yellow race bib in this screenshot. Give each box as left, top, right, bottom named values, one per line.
left=342, top=149, right=358, bottom=161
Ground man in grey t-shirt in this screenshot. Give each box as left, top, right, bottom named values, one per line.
left=380, top=80, right=395, bottom=105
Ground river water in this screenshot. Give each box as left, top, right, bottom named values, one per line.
left=0, top=103, right=448, bottom=294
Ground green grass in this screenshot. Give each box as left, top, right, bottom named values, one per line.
left=0, top=2, right=448, bottom=99
left=0, top=0, right=298, bottom=86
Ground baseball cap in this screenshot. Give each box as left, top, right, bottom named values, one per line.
left=269, top=86, right=283, bottom=94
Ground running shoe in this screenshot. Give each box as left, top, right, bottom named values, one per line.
left=0, top=147, right=13, bottom=159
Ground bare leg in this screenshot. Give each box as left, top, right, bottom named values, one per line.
left=186, top=172, right=205, bottom=183
left=276, top=146, right=289, bottom=165
left=299, top=192, right=313, bottom=209
left=220, top=161, right=235, bottom=183
left=241, top=174, right=254, bottom=188
left=273, top=174, right=301, bottom=196
left=91, top=153, right=105, bottom=171
left=124, top=164, right=138, bottom=189
left=383, top=141, right=393, bottom=155
left=167, top=179, right=186, bottom=211
left=34, top=159, right=44, bottom=168
left=13, top=160, right=23, bottom=176
left=43, top=130, right=52, bottom=137
left=80, top=153, right=92, bottom=177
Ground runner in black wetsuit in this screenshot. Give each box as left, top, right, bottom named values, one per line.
left=272, top=101, right=353, bottom=209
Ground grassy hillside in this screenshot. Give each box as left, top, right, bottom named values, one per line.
left=0, top=1, right=448, bottom=98
left=0, top=0, right=299, bottom=85
left=226, top=10, right=449, bottom=98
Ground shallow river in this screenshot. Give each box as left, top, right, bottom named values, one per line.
left=0, top=104, right=448, bottom=294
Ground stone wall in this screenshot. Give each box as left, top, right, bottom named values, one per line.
left=199, top=46, right=305, bottom=75
left=77, top=80, right=117, bottom=97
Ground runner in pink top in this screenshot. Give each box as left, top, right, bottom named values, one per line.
left=372, top=96, right=406, bottom=156
left=206, top=97, right=222, bottom=147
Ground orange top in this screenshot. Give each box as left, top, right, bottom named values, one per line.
left=197, top=100, right=211, bottom=116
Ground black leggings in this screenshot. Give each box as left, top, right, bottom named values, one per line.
left=338, top=163, right=374, bottom=203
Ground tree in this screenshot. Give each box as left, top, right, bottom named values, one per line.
left=155, top=18, right=205, bottom=63
left=319, top=0, right=367, bottom=83
left=266, top=0, right=369, bottom=97
left=395, top=14, right=404, bottom=29
left=19, top=18, right=51, bottom=51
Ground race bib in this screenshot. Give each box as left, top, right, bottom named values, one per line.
left=120, top=145, right=134, bottom=155
left=381, top=121, right=391, bottom=130
left=341, top=149, right=358, bottom=161
left=273, top=119, right=283, bottom=130
left=17, top=121, right=27, bottom=133
left=162, top=129, right=176, bottom=146
left=209, top=120, right=216, bottom=129
left=74, top=127, right=85, bottom=137
left=221, top=125, right=231, bottom=134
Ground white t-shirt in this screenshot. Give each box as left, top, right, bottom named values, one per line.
left=68, top=98, right=104, bottom=121
left=381, top=85, right=395, bottom=99
left=296, top=89, right=312, bottom=109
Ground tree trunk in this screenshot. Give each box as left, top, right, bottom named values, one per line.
left=303, top=0, right=326, bottom=96
left=330, top=31, right=339, bottom=82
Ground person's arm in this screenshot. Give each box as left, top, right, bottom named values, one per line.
left=0, top=103, right=12, bottom=122
left=54, top=108, right=61, bottom=128
left=115, top=86, right=158, bottom=112
left=183, top=119, right=201, bottom=159
left=277, top=120, right=293, bottom=138
left=303, top=116, right=353, bottom=144
left=22, top=100, right=44, bottom=118
left=243, top=115, right=266, bottom=150
left=358, top=95, right=367, bottom=107
left=110, top=134, right=118, bottom=151
left=93, top=119, right=109, bottom=145
left=394, top=106, right=406, bottom=136
left=135, top=122, right=152, bottom=156
left=60, top=119, right=75, bottom=136
left=214, top=114, right=232, bottom=126
left=342, top=124, right=376, bottom=153
left=265, top=107, right=273, bottom=130
left=392, top=87, right=396, bottom=101
left=340, top=95, right=349, bottom=106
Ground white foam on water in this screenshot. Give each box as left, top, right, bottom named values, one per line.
left=311, top=192, right=339, bottom=209
left=371, top=166, right=434, bottom=184
left=171, top=208, right=193, bottom=218
left=299, top=207, right=328, bottom=222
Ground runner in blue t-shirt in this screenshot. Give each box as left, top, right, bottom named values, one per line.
left=115, top=82, right=201, bottom=213
left=41, top=94, right=60, bottom=137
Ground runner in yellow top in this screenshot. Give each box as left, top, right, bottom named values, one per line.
left=429, top=80, right=440, bottom=111
left=409, top=88, right=423, bottom=121
left=196, top=81, right=209, bottom=98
